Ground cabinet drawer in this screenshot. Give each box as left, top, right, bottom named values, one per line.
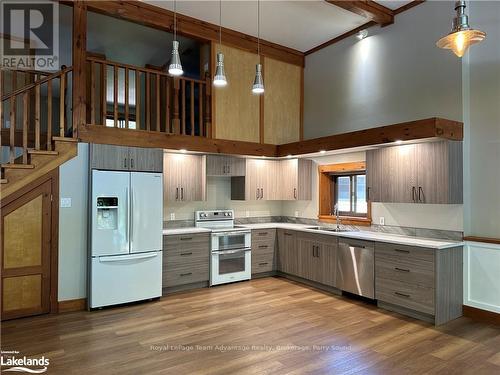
left=163, top=263, right=209, bottom=287
left=375, top=255, right=434, bottom=288
left=252, top=253, right=275, bottom=274
left=252, top=229, right=276, bottom=243
left=376, top=277, right=435, bottom=315
left=164, top=251, right=209, bottom=268
left=375, top=242, right=435, bottom=263
left=252, top=241, right=274, bottom=256
left=163, top=234, right=210, bottom=253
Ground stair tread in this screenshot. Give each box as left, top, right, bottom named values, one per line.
left=1, top=164, right=35, bottom=169
left=28, top=149, right=59, bottom=155
left=52, top=136, right=78, bottom=143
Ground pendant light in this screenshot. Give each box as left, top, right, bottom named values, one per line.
left=168, top=0, right=183, bottom=76
left=436, top=1, right=486, bottom=58
left=252, top=0, right=264, bottom=94
left=213, top=0, right=227, bottom=87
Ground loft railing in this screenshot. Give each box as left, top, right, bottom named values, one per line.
left=0, top=67, right=73, bottom=164
left=86, top=57, right=212, bottom=138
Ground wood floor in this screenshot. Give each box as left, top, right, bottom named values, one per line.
left=2, top=277, right=500, bottom=374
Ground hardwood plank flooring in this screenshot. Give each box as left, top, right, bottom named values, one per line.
left=2, top=277, right=500, bottom=374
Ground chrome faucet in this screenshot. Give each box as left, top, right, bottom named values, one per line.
left=333, top=203, right=342, bottom=231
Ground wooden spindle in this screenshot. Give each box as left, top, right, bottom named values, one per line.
left=135, top=70, right=141, bottom=129
left=9, top=96, right=15, bottom=163
left=11, top=71, right=16, bottom=92
left=90, top=61, right=95, bottom=124
left=0, top=70, right=3, bottom=134
left=181, top=79, right=186, bottom=135
left=204, top=73, right=212, bottom=138
left=172, top=78, right=180, bottom=134
left=101, top=63, right=106, bottom=125
left=190, top=81, right=195, bottom=136
left=47, top=80, right=52, bottom=150
left=146, top=72, right=150, bottom=131
left=156, top=73, right=160, bottom=131
left=22, top=92, right=28, bottom=163
left=198, top=82, right=203, bottom=137
left=166, top=78, right=170, bottom=133
left=125, top=67, right=129, bottom=129
left=113, top=66, right=118, bottom=127
left=35, top=84, right=40, bottom=149
left=59, top=73, right=66, bottom=137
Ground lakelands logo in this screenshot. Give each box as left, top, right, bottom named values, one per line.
left=1, top=350, right=49, bottom=373
left=0, top=0, right=59, bottom=70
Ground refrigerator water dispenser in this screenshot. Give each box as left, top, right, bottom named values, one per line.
left=96, top=197, right=118, bottom=230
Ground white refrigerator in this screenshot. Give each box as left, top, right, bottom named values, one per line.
left=90, top=170, right=163, bottom=308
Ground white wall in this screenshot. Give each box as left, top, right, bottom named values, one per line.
left=58, top=143, right=88, bottom=301
left=462, top=1, right=500, bottom=314
left=303, top=1, right=462, bottom=139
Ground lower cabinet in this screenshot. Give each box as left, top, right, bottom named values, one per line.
left=162, top=233, right=210, bottom=293
left=251, top=229, right=276, bottom=274
left=277, top=229, right=300, bottom=275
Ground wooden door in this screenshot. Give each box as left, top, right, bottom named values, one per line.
left=277, top=230, right=298, bottom=275
left=163, top=153, right=182, bottom=202
left=280, top=159, right=298, bottom=200
left=1, top=180, right=53, bottom=320
left=180, top=155, right=205, bottom=201
left=91, top=144, right=130, bottom=171
left=366, top=149, right=382, bottom=202
left=416, top=142, right=449, bottom=204
left=297, top=159, right=312, bottom=200
left=245, top=159, right=262, bottom=201
left=386, top=145, right=418, bottom=203
left=297, top=236, right=315, bottom=280
left=206, top=155, right=228, bottom=176
left=129, top=147, right=163, bottom=172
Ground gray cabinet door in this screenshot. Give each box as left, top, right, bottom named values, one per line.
left=277, top=230, right=299, bottom=275
left=129, top=147, right=163, bottom=172
left=386, top=145, right=418, bottom=203
left=181, top=155, right=206, bottom=201
left=366, top=149, right=381, bottom=202
left=91, top=144, right=130, bottom=171
left=206, top=155, right=227, bottom=176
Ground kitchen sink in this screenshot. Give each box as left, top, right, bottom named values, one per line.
left=308, top=226, right=354, bottom=233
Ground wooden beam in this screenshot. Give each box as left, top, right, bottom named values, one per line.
left=72, top=1, right=87, bottom=138
left=83, top=1, right=304, bottom=67
left=277, top=118, right=463, bottom=157
left=327, top=1, right=394, bottom=26
left=79, top=124, right=278, bottom=157
left=394, top=0, right=425, bottom=15
left=319, top=162, right=366, bottom=174
left=463, top=236, right=500, bottom=245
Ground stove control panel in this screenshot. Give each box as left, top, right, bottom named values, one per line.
left=195, top=210, right=234, bottom=222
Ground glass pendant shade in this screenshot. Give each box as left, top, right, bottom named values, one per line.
left=252, top=63, right=264, bottom=94
left=213, top=52, right=227, bottom=87
left=436, top=1, right=486, bottom=57
left=168, top=40, right=183, bottom=76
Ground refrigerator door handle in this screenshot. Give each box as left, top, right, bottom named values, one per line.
left=98, top=252, right=158, bottom=262
left=125, top=186, right=129, bottom=246
left=130, top=186, right=134, bottom=249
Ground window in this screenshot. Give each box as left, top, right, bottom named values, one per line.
left=334, top=173, right=367, bottom=217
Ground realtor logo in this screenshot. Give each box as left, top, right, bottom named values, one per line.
left=1, top=350, right=50, bottom=374
left=1, top=0, right=59, bottom=70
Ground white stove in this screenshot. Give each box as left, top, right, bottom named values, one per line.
left=195, top=210, right=251, bottom=286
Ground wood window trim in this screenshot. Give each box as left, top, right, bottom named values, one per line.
left=318, top=162, right=372, bottom=226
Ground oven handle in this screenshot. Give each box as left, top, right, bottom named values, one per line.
left=213, top=248, right=251, bottom=255
left=212, top=231, right=251, bottom=237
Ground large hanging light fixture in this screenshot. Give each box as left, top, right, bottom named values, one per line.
left=252, top=0, right=264, bottom=94
left=436, top=1, right=486, bottom=58
left=168, top=0, right=183, bottom=76
left=213, top=0, right=227, bottom=87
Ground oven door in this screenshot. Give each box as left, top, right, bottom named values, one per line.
left=211, top=231, right=251, bottom=251
left=211, top=248, right=251, bottom=286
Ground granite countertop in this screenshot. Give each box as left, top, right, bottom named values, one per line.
left=163, top=223, right=463, bottom=250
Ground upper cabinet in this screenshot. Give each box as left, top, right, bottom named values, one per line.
left=280, top=159, right=312, bottom=200
left=263, top=57, right=302, bottom=145
left=90, top=144, right=163, bottom=172
left=213, top=45, right=260, bottom=143
left=206, top=155, right=245, bottom=177
left=163, top=153, right=206, bottom=202
left=366, top=141, right=463, bottom=204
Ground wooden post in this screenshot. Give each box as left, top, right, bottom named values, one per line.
left=72, top=0, right=87, bottom=138
left=181, top=79, right=186, bottom=135
left=113, top=66, right=118, bottom=127
left=47, top=80, right=52, bottom=150
left=190, top=81, right=194, bottom=136
left=101, top=63, right=106, bottom=125
left=156, top=73, right=160, bottom=131
left=146, top=72, right=150, bottom=131
left=204, top=73, right=212, bottom=138
left=22, top=92, right=28, bottom=163
left=172, top=78, right=180, bottom=134
left=124, top=67, right=129, bottom=128
left=198, top=82, right=203, bottom=137
left=35, top=84, right=40, bottom=149
left=166, top=78, right=170, bottom=133
left=135, top=70, right=141, bottom=129
left=90, top=61, right=95, bottom=124
left=59, top=74, right=66, bottom=137
left=9, top=96, right=15, bottom=163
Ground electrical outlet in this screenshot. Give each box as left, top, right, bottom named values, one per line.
left=245, top=211, right=250, bottom=217
left=295, top=211, right=299, bottom=217
left=379, top=216, right=385, bottom=225
left=60, top=197, right=72, bottom=208
left=170, top=213, right=175, bottom=220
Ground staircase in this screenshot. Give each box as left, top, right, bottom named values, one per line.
left=1, top=67, right=77, bottom=200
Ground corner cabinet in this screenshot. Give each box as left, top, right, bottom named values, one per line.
left=90, top=144, right=163, bottom=172
left=366, top=141, right=462, bottom=204
left=163, top=153, right=206, bottom=202
left=280, top=159, right=312, bottom=200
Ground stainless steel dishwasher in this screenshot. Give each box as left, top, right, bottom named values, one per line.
left=336, top=238, right=375, bottom=299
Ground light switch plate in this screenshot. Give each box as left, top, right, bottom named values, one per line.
left=379, top=217, right=385, bottom=225
left=60, top=197, right=72, bottom=208
left=170, top=213, right=175, bottom=220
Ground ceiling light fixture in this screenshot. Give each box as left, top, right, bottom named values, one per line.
left=213, top=0, right=227, bottom=87
left=356, top=29, right=368, bottom=40
left=252, top=0, right=264, bottom=94
left=168, top=0, right=184, bottom=76
left=395, top=140, right=403, bottom=144
left=319, top=150, right=326, bottom=154
left=180, top=149, right=187, bottom=153
left=436, top=1, right=486, bottom=58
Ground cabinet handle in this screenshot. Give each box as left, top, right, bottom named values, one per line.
left=394, top=267, right=410, bottom=273
left=312, top=246, right=315, bottom=257
left=258, top=232, right=268, bottom=236
left=180, top=252, right=193, bottom=256
left=175, top=188, right=179, bottom=200
left=223, top=165, right=227, bottom=174
left=284, top=233, right=293, bottom=236
left=260, top=188, right=264, bottom=199
left=180, top=237, right=192, bottom=241
left=418, top=187, right=423, bottom=203
left=316, top=246, right=320, bottom=258
left=180, top=272, right=192, bottom=277
left=228, top=165, right=231, bottom=174
left=258, top=262, right=268, bottom=266
left=181, top=187, right=184, bottom=200
left=394, top=291, right=411, bottom=298
left=124, top=158, right=128, bottom=169
left=394, top=249, right=410, bottom=254
left=412, top=186, right=416, bottom=202
left=258, top=245, right=268, bottom=249
left=256, top=189, right=260, bottom=200
left=293, top=188, right=297, bottom=199
left=131, top=158, right=134, bottom=169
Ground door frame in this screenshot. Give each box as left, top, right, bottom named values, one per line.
left=1, top=169, right=59, bottom=316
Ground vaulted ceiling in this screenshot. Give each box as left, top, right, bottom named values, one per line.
left=144, top=0, right=414, bottom=53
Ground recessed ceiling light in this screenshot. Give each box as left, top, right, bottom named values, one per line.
left=356, top=29, right=368, bottom=40
left=287, top=154, right=292, bottom=158
left=319, top=150, right=326, bottom=154
left=395, top=140, right=403, bottom=144
left=180, top=149, right=187, bottom=153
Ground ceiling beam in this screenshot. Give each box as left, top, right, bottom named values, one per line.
left=326, top=1, right=394, bottom=26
